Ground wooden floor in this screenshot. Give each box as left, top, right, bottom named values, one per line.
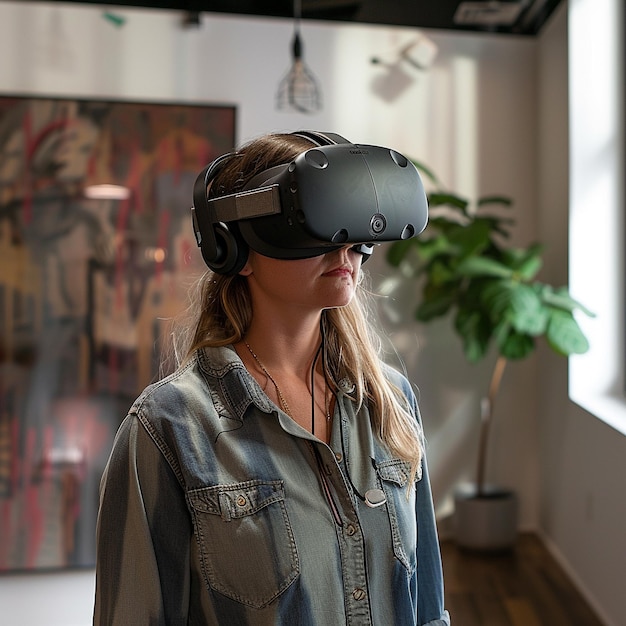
left=441, top=533, right=604, bottom=626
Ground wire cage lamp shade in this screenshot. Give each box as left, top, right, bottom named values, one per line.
left=276, top=0, right=322, bottom=113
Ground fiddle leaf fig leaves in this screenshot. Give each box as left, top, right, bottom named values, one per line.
left=477, top=195, right=513, bottom=208
left=386, top=237, right=415, bottom=267
left=540, top=285, right=596, bottom=318
left=428, top=192, right=469, bottom=214
left=415, top=283, right=458, bottom=321
left=456, top=256, right=514, bottom=279
left=447, top=219, right=491, bottom=258
left=385, top=166, right=593, bottom=363
left=454, top=309, right=492, bottom=362
left=484, top=282, right=548, bottom=336
left=546, top=309, right=590, bottom=355
left=499, top=329, right=536, bottom=360
left=410, top=159, right=440, bottom=186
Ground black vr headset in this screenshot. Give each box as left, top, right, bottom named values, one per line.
left=191, top=130, right=428, bottom=275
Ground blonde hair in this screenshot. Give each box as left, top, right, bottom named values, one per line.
left=175, top=133, right=422, bottom=476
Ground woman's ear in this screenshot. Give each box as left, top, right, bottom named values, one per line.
left=238, top=261, right=253, bottom=277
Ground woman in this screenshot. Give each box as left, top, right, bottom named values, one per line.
left=93, top=131, right=450, bottom=625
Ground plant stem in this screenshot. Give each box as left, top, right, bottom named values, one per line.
left=476, top=355, right=508, bottom=496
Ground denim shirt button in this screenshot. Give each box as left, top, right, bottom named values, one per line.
left=345, top=524, right=357, bottom=536
left=236, top=495, right=247, bottom=507
left=334, top=451, right=343, bottom=463
left=352, top=588, right=367, bottom=601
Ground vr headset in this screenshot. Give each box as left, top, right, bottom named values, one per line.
left=191, top=130, right=428, bottom=275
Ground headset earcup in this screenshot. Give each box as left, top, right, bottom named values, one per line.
left=202, top=222, right=248, bottom=276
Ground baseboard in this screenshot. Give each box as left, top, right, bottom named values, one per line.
left=535, top=530, right=614, bottom=626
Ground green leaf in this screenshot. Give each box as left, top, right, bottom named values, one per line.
left=415, top=285, right=457, bottom=321
left=428, top=192, right=469, bottom=214
left=541, top=286, right=596, bottom=317
left=507, top=284, right=548, bottom=335
left=422, top=217, right=467, bottom=241
left=386, top=238, right=415, bottom=267
left=480, top=280, right=514, bottom=319
left=414, top=234, right=456, bottom=262
left=546, top=309, right=590, bottom=355
left=454, top=310, right=492, bottom=362
left=500, top=330, right=535, bottom=360
left=509, top=243, right=544, bottom=280
left=410, top=159, right=440, bottom=186
left=473, top=215, right=515, bottom=234
left=415, top=298, right=453, bottom=321
left=477, top=195, right=513, bottom=208
left=464, top=335, right=490, bottom=362
left=493, top=319, right=512, bottom=347
left=456, top=256, right=515, bottom=279
left=500, top=248, right=523, bottom=266
left=429, top=260, right=457, bottom=286
left=447, top=219, right=491, bottom=259
left=515, top=255, right=543, bottom=281
left=454, top=308, right=482, bottom=336
left=480, top=281, right=547, bottom=335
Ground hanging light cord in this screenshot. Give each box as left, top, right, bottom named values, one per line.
left=276, top=0, right=322, bottom=113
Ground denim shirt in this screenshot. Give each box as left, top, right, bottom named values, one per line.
left=93, top=345, right=450, bottom=625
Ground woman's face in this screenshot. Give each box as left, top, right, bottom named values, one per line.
left=240, top=246, right=364, bottom=314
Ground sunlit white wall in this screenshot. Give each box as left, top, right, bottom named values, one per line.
left=569, top=0, right=625, bottom=433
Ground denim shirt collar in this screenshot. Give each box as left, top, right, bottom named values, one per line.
left=195, top=345, right=361, bottom=445
left=196, top=345, right=276, bottom=419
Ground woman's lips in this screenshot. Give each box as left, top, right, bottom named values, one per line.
left=323, top=266, right=353, bottom=277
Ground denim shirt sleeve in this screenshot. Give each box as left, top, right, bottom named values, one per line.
left=399, top=375, right=451, bottom=626
left=93, top=414, right=191, bottom=625
left=416, top=441, right=451, bottom=625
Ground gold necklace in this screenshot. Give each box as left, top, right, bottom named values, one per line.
left=244, top=341, right=293, bottom=417
left=243, top=342, right=332, bottom=430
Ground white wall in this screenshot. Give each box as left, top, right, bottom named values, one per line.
left=0, top=1, right=567, bottom=624
left=536, top=1, right=626, bottom=625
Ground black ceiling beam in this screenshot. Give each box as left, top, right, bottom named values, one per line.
left=11, top=0, right=565, bottom=36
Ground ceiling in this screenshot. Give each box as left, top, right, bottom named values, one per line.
left=30, top=0, right=564, bottom=36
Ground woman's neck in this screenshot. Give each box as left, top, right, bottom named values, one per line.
left=241, top=314, right=323, bottom=379
left=235, top=314, right=333, bottom=443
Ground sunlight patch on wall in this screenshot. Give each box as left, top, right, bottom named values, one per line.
left=568, top=0, right=626, bottom=434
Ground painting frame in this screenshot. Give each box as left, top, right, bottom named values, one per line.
left=0, top=93, right=236, bottom=572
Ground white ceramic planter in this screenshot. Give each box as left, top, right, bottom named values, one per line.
left=453, top=484, right=518, bottom=551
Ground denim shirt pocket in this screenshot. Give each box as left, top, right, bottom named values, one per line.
left=187, top=479, right=300, bottom=609
left=376, top=459, right=421, bottom=574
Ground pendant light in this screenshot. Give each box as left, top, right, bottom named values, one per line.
left=276, top=0, right=322, bottom=114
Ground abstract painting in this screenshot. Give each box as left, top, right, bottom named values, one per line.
left=0, top=94, right=236, bottom=570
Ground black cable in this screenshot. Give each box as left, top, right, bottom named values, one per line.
left=310, top=339, right=323, bottom=436
left=316, top=316, right=385, bottom=508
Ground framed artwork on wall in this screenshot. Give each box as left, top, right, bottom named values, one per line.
left=0, top=94, right=236, bottom=571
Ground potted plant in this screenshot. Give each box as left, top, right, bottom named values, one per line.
left=386, top=163, right=594, bottom=550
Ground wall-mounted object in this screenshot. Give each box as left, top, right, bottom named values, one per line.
left=370, top=34, right=438, bottom=102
